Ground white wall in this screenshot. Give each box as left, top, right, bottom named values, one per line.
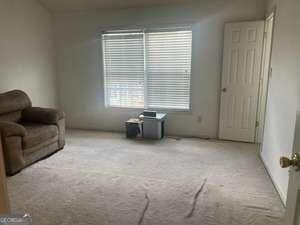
left=54, top=0, right=266, bottom=137
left=0, top=0, right=57, bottom=107
left=261, top=0, right=300, bottom=203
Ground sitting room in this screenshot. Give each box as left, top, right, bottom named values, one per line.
left=0, top=0, right=300, bottom=225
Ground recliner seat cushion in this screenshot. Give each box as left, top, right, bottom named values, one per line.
left=21, top=122, right=58, bottom=149
left=22, top=107, right=65, bottom=125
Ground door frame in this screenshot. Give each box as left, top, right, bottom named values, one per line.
left=255, top=11, right=276, bottom=144
left=0, top=138, right=10, bottom=214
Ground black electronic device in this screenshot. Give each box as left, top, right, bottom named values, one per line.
left=143, top=111, right=157, bottom=117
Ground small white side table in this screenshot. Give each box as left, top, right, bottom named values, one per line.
left=139, top=113, right=167, bottom=139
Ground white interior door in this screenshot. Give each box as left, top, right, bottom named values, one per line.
left=219, top=21, right=265, bottom=142
left=281, top=111, right=300, bottom=225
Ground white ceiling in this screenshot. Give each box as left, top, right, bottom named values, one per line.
left=38, top=0, right=195, bottom=13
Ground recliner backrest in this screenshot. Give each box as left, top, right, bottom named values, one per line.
left=0, top=90, right=32, bottom=122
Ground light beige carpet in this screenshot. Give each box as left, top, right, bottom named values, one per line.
left=8, top=129, right=284, bottom=225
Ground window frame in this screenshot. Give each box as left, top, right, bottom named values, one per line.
left=102, top=26, right=192, bottom=112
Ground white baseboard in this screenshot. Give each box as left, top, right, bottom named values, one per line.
left=259, top=152, right=287, bottom=206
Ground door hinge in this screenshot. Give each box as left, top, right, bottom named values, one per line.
left=256, top=121, right=259, bottom=127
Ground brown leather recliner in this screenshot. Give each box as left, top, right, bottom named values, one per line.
left=0, top=90, right=65, bottom=175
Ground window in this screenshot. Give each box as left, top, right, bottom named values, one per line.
left=102, top=27, right=192, bottom=110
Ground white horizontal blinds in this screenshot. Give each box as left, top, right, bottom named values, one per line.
left=102, top=27, right=192, bottom=110
left=103, top=32, right=145, bottom=108
left=145, top=29, right=192, bottom=109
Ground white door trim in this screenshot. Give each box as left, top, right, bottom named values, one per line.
left=255, top=12, right=275, bottom=143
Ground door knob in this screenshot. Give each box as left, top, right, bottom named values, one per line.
left=221, top=88, right=227, bottom=92
left=280, top=153, right=300, bottom=170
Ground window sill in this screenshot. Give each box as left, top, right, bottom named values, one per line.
left=105, top=106, right=191, bottom=114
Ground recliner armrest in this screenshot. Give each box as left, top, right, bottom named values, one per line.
left=0, top=121, right=27, bottom=137
left=22, top=107, right=65, bottom=125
